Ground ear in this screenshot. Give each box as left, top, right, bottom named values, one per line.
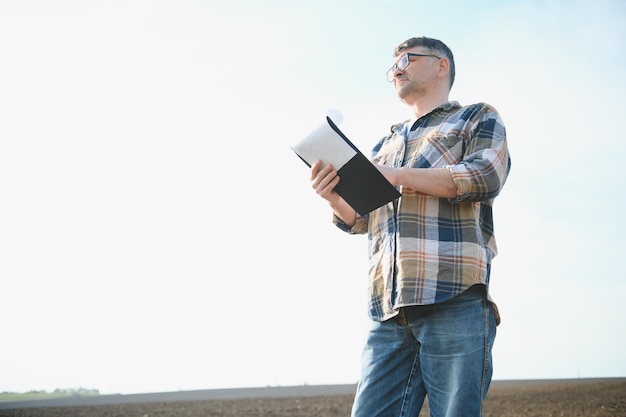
left=437, top=57, right=450, bottom=81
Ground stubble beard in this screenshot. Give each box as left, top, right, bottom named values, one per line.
left=396, top=79, right=425, bottom=102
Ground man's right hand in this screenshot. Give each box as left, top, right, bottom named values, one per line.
left=310, top=160, right=357, bottom=226
left=310, top=160, right=341, bottom=204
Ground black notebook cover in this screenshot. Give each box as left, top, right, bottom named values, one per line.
left=292, top=115, right=401, bottom=215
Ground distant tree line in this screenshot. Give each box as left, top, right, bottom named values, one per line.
left=1, top=388, right=100, bottom=396
left=52, top=388, right=100, bottom=396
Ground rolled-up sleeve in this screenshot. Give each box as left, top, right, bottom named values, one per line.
left=333, top=213, right=368, bottom=234
left=446, top=106, right=511, bottom=203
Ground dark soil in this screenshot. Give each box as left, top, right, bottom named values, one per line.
left=1, top=379, right=624, bottom=417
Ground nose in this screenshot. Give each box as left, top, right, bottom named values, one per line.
left=392, top=65, right=405, bottom=81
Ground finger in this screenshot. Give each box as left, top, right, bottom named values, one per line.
left=311, top=164, right=334, bottom=188
left=317, top=171, right=340, bottom=198
left=323, top=174, right=340, bottom=193
left=310, top=160, right=323, bottom=181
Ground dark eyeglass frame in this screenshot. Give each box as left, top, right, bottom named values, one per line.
left=386, top=52, right=442, bottom=82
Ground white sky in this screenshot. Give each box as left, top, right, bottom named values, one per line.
left=1, top=0, right=625, bottom=395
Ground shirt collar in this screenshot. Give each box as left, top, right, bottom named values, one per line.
left=395, top=101, right=462, bottom=134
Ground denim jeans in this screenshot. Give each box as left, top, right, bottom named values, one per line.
left=351, top=285, right=497, bottom=417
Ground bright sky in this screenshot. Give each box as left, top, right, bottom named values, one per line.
left=1, top=0, right=625, bottom=395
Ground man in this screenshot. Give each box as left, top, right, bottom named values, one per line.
left=309, top=37, right=511, bottom=416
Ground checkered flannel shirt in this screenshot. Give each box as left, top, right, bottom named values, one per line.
left=334, top=101, right=511, bottom=322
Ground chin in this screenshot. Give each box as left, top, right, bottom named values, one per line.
left=396, top=86, right=411, bottom=100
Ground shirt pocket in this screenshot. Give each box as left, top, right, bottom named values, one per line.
left=407, top=132, right=465, bottom=168
left=372, top=136, right=405, bottom=167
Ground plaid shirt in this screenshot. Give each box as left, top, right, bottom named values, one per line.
left=334, top=101, right=511, bottom=322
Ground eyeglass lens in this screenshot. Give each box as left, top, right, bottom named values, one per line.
left=397, top=54, right=410, bottom=71
left=387, top=54, right=410, bottom=81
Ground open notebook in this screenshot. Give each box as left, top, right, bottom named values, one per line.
left=292, top=110, right=401, bottom=216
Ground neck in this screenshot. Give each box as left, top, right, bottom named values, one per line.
left=405, top=92, right=449, bottom=119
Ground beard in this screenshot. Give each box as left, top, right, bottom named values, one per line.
left=396, top=78, right=425, bottom=101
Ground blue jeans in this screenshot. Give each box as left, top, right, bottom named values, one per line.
left=351, top=285, right=497, bottom=417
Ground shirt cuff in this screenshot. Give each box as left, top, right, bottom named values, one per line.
left=445, top=164, right=472, bottom=201
left=332, top=213, right=368, bottom=234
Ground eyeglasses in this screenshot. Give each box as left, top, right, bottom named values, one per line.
left=386, top=52, right=442, bottom=82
